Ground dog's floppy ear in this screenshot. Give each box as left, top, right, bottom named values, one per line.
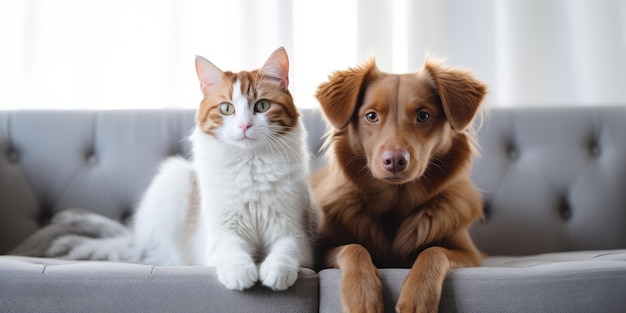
left=424, top=57, right=487, bottom=131
left=316, top=59, right=378, bottom=129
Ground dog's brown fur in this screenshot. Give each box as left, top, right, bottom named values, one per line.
left=312, top=56, right=487, bottom=313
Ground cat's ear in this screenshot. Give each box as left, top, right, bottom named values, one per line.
left=259, top=47, right=289, bottom=89
left=195, top=55, right=225, bottom=96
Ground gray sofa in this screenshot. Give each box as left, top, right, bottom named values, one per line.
left=1, top=107, right=625, bottom=313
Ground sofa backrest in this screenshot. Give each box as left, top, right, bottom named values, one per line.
left=470, top=106, right=626, bottom=255
left=1, top=107, right=625, bottom=256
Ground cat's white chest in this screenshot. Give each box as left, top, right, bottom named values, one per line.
left=229, top=153, right=291, bottom=197
left=191, top=125, right=307, bottom=202
left=190, top=127, right=309, bottom=266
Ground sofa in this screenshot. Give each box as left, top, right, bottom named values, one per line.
left=1, top=106, right=625, bottom=313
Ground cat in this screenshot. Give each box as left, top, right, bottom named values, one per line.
left=13, top=47, right=313, bottom=291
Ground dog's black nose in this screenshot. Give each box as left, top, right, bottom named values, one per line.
left=382, top=150, right=409, bottom=173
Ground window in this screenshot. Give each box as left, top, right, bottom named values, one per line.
left=1, top=0, right=625, bottom=110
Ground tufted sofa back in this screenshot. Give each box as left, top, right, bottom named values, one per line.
left=470, top=106, right=626, bottom=255
left=1, top=107, right=625, bottom=256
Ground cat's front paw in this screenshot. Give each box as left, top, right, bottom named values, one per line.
left=259, top=260, right=299, bottom=291
left=216, top=259, right=258, bottom=291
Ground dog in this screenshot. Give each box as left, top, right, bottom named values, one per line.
left=311, top=56, right=487, bottom=313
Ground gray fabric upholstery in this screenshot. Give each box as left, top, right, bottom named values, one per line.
left=469, top=108, right=626, bottom=255
left=1, top=256, right=318, bottom=313
left=1, top=106, right=625, bottom=312
left=321, top=250, right=626, bottom=313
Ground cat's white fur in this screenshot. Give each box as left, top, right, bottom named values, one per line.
left=134, top=106, right=312, bottom=290
left=47, top=47, right=313, bottom=291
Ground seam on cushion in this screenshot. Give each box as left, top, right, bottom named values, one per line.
left=52, top=164, right=84, bottom=209
left=562, top=108, right=602, bottom=250
left=591, top=108, right=601, bottom=154
left=592, top=251, right=626, bottom=259
left=534, top=109, right=599, bottom=250
left=481, top=111, right=515, bottom=221
left=535, top=176, right=571, bottom=249
left=7, top=112, right=39, bottom=210
left=50, top=112, right=97, bottom=211
left=92, top=111, right=123, bottom=215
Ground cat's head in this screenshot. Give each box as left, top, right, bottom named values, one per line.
left=194, top=47, right=299, bottom=149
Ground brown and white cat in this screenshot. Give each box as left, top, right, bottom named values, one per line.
left=28, top=47, right=313, bottom=291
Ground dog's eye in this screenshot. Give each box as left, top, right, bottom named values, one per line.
left=416, top=111, right=430, bottom=123
left=365, top=112, right=379, bottom=123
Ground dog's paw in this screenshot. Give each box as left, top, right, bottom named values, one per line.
left=396, top=280, right=441, bottom=313
left=341, top=271, right=383, bottom=313
left=395, top=296, right=436, bottom=313
left=259, top=259, right=298, bottom=291
left=216, top=258, right=258, bottom=291
left=341, top=286, right=384, bottom=313
left=396, top=270, right=440, bottom=312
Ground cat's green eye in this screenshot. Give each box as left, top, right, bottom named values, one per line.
left=219, top=103, right=235, bottom=115
left=254, top=99, right=271, bottom=113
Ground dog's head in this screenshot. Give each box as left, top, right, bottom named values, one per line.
left=316, top=56, right=486, bottom=185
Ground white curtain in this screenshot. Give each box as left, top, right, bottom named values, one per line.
left=1, top=0, right=624, bottom=110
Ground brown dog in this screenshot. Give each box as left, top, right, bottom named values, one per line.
left=312, top=56, right=487, bottom=313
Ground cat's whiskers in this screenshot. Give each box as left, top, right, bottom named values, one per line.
left=262, top=128, right=311, bottom=190
left=266, top=126, right=314, bottom=187
left=264, top=126, right=301, bottom=156
left=259, top=133, right=291, bottom=181
left=264, top=131, right=305, bottom=183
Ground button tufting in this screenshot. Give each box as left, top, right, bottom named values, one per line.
left=482, top=201, right=492, bottom=221
left=8, top=150, right=19, bottom=162
left=589, top=142, right=601, bottom=158
left=38, top=207, right=54, bottom=226
left=87, top=154, right=98, bottom=165
left=121, top=209, right=133, bottom=222
left=559, top=197, right=572, bottom=220
left=507, top=145, right=519, bottom=161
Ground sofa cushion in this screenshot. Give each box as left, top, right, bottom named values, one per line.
left=0, top=256, right=319, bottom=313
left=319, top=250, right=626, bottom=313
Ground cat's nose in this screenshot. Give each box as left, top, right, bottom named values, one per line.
left=239, top=123, right=252, bottom=133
